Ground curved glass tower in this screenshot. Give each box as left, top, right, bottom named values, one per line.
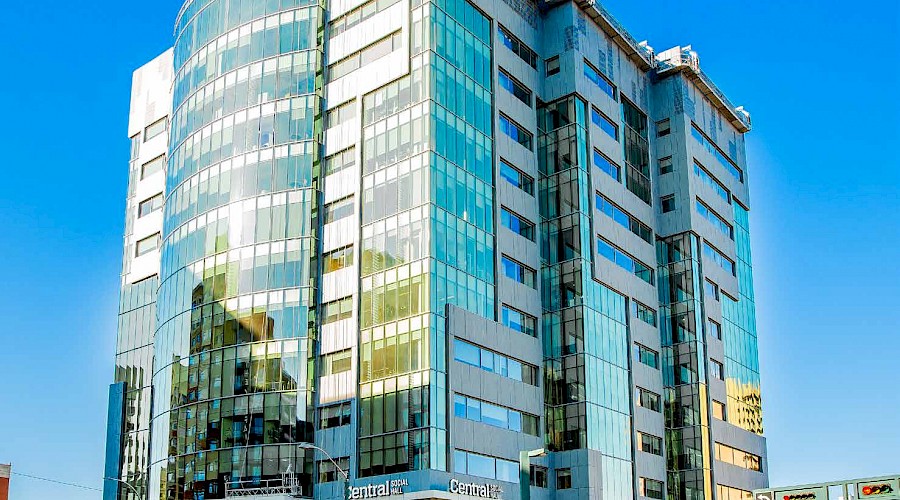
left=149, top=1, right=324, bottom=497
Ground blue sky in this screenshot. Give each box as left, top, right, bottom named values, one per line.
left=0, top=0, right=896, bottom=498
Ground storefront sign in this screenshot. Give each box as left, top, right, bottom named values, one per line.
left=449, top=479, right=504, bottom=499
left=349, top=479, right=408, bottom=499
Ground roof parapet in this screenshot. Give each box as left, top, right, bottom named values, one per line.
left=655, top=45, right=752, bottom=132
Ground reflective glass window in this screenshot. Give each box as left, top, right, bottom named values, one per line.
left=135, top=233, right=160, bottom=257
left=591, top=107, right=618, bottom=140
left=583, top=59, right=616, bottom=99
left=138, top=193, right=164, bottom=218
left=594, top=149, right=621, bottom=181
left=144, top=117, right=167, bottom=142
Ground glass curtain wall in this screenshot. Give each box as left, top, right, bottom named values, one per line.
left=657, top=234, right=712, bottom=500
left=538, top=96, right=634, bottom=499
left=149, top=0, right=325, bottom=498
left=358, top=0, right=494, bottom=477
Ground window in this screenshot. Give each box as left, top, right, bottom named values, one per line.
left=637, top=431, right=663, bottom=456
left=596, top=193, right=653, bottom=244
left=583, top=59, right=616, bottom=99
left=636, top=387, right=661, bottom=412
left=141, top=155, right=165, bottom=179
left=530, top=465, right=548, bottom=487
left=710, top=359, right=724, bottom=381
left=718, top=484, right=753, bottom=500
left=713, top=400, right=727, bottom=421
left=324, top=196, right=355, bottom=224
left=319, top=402, right=352, bottom=429
left=640, top=478, right=664, bottom=499
left=499, top=114, right=533, bottom=150
left=322, top=349, right=352, bottom=376
left=660, top=195, right=676, bottom=213
left=693, top=161, right=731, bottom=203
left=130, top=134, right=141, bottom=160
left=705, top=279, right=720, bottom=301
left=138, top=193, right=163, bottom=218
left=597, top=236, right=654, bottom=284
left=322, top=296, right=353, bottom=324
left=691, top=124, right=743, bottom=182
left=498, top=69, right=531, bottom=106
left=328, top=31, right=402, bottom=81
left=632, top=301, right=657, bottom=326
left=656, top=118, right=671, bottom=137
left=317, top=456, right=350, bottom=483
left=696, top=199, right=734, bottom=239
left=545, top=56, right=560, bottom=76
left=593, top=149, right=621, bottom=182
left=325, top=99, right=357, bottom=128
left=324, top=147, right=356, bottom=176
left=454, top=338, right=538, bottom=384
left=591, top=107, right=618, bottom=140
left=144, top=117, right=166, bottom=142
left=501, top=207, right=535, bottom=240
left=454, top=450, right=520, bottom=482
left=556, top=469, right=572, bottom=489
left=708, top=319, right=722, bottom=341
left=329, top=0, right=402, bottom=38
left=659, top=156, right=673, bottom=175
left=323, top=245, right=354, bottom=273
left=501, top=304, right=537, bottom=338
left=703, top=241, right=736, bottom=275
left=454, top=394, right=539, bottom=435
left=499, top=160, right=534, bottom=195
left=135, top=233, right=160, bottom=257
left=501, top=255, right=536, bottom=288
left=634, top=343, right=659, bottom=369
left=498, top=25, right=537, bottom=68
left=715, top=443, right=763, bottom=472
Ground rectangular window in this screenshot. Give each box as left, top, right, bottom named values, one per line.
left=530, top=465, right=548, bottom=487
left=322, top=296, right=353, bottom=324
left=318, top=456, right=350, bottom=483
left=591, top=107, right=618, bottom=140
left=500, top=207, right=535, bottom=241
left=144, top=117, right=167, bottom=142
left=135, top=233, right=160, bottom=257
left=325, top=99, right=357, bottom=128
left=593, top=149, right=621, bottom=182
left=329, top=0, right=402, bottom=38
left=319, top=402, right=352, bottom=429
left=141, top=155, right=165, bottom=180
left=324, top=196, right=355, bottom=224
left=501, top=304, right=537, bottom=338
left=710, top=359, right=724, bottom=380
left=691, top=124, right=743, bottom=182
left=705, top=279, right=720, bottom=301
left=660, top=194, right=676, bottom=213
left=454, top=338, right=538, bottom=384
left=499, top=160, right=534, bottom=195
left=328, top=31, right=402, bottom=81
left=656, top=118, right=671, bottom=137
left=637, top=431, right=663, bottom=456
left=454, top=394, right=539, bottom=435
left=545, top=56, right=560, bottom=76
left=659, top=156, right=673, bottom=175
left=455, top=450, right=520, bottom=481
left=712, top=400, right=727, bottom=421
left=715, top=442, right=763, bottom=472
left=632, top=300, right=657, bottom=327
left=696, top=198, right=734, bottom=239
left=557, top=469, right=572, bottom=489
left=323, top=245, right=354, bottom=273
left=322, top=349, right=353, bottom=376
left=138, top=193, right=163, bottom=218
left=634, top=343, right=659, bottom=369
left=708, top=319, right=722, bottom=340
left=324, top=147, right=356, bottom=176
left=640, top=478, right=665, bottom=499
left=501, top=255, right=536, bottom=288
left=499, top=114, right=533, bottom=150
left=596, top=193, right=653, bottom=243
left=703, top=241, right=736, bottom=275
left=498, top=69, right=531, bottom=106
left=583, top=59, right=616, bottom=99
left=130, top=134, right=141, bottom=160
left=498, top=25, right=537, bottom=68
left=718, top=484, right=753, bottom=500
left=636, top=387, right=661, bottom=412
left=597, top=236, right=654, bottom=284
left=694, top=160, right=731, bottom=203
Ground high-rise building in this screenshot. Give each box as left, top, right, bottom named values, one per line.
left=104, top=1, right=768, bottom=499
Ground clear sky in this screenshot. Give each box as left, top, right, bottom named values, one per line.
left=0, top=0, right=896, bottom=498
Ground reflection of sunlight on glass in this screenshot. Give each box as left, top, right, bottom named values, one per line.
left=229, top=203, right=243, bottom=248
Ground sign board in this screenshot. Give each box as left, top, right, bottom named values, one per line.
left=449, top=479, right=504, bottom=499
left=348, top=479, right=408, bottom=499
